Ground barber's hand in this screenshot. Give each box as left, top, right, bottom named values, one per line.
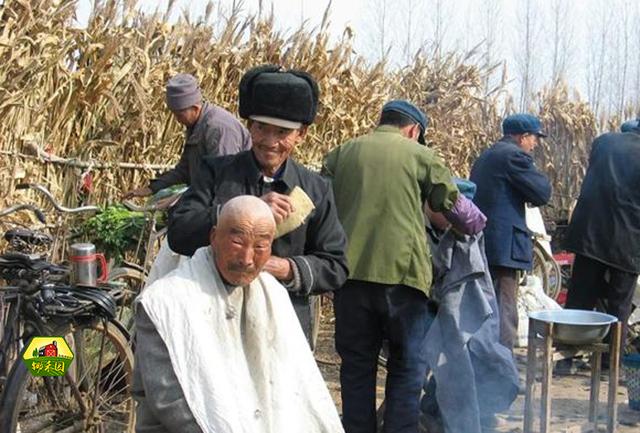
left=263, top=256, right=293, bottom=282
left=123, top=186, right=152, bottom=200
left=260, top=192, right=294, bottom=224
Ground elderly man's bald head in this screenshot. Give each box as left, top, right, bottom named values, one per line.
left=217, top=195, right=276, bottom=232
left=210, top=196, right=276, bottom=286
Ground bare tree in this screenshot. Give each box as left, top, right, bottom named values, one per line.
left=585, top=0, right=613, bottom=116
left=513, top=0, right=540, bottom=111
left=611, top=0, right=632, bottom=115
left=429, top=0, right=451, bottom=62
left=479, top=0, right=502, bottom=93
left=548, top=0, right=575, bottom=85
left=402, top=0, right=415, bottom=64
left=362, top=0, right=391, bottom=62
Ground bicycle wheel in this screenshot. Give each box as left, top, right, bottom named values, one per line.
left=531, top=241, right=562, bottom=300
left=0, top=319, right=135, bottom=433
left=108, top=266, right=146, bottom=333
left=0, top=294, right=21, bottom=383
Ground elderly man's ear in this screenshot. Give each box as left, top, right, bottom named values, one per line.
left=209, top=226, right=217, bottom=246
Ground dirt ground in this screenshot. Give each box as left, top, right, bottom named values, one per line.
left=314, top=302, right=640, bottom=433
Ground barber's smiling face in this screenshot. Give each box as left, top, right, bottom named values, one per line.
left=249, top=120, right=307, bottom=177
left=210, top=220, right=274, bottom=286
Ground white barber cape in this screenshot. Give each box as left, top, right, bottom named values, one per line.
left=137, top=247, right=344, bottom=433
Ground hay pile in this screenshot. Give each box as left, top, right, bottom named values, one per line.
left=0, top=0, right=602, bottom=227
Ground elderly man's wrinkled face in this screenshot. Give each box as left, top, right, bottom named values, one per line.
left=249, top=120, right=307, bottom=177
left=210, top=216, right=275, bottom=286
left=519, top=133, right=540, bottom=153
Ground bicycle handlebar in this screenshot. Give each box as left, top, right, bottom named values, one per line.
left=122, top=193, right=184, bottom=213
left=121, top=201, right=152, bottom=212
left=16, top=183, right=100, bottom=214
left=0, top=204, right=47, bottom=223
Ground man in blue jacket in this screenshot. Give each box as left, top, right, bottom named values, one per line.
left=470, top=114, right=552, bottom=352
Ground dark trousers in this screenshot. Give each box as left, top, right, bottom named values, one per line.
left=334, top=280, right=434, bottom=433
left=489, top=266, right=519, bottom=352
left=565, top=254, right=638, bottom=357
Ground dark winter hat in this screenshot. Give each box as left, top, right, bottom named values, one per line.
left=620, top=118, right=640, bottom=133
left=239, top=65, right=319, bottom=128
left=502, top=113, right=547, bottom=137
left=381, top=99, right=428, bottom=144
left=165, top=73, right=203, bottom=111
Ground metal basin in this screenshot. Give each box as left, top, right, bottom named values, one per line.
left=528, top=309, right=618, bottom=345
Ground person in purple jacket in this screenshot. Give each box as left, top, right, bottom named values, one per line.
left=124, top=73, right=251, bottom=199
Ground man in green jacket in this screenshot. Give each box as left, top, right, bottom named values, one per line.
left=323, top=100, right=486, bottom=433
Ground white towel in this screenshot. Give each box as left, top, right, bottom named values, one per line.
left=138, top=247, right=344, bottom=433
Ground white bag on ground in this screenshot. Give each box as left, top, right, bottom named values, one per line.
left=516, top=275, right=562, bottom=347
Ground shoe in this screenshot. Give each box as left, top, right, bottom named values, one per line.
left=480, top=414, right=506, bottom=433
left=554, top=358, right=576, bottom=376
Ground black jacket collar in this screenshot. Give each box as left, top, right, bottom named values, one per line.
left=244, top=150, right=296, bottom=190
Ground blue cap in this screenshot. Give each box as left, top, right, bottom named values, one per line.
left=382, top=99, right=428, bottom=144
left=502, top=114, right=547, bottom=137
left=620, top=118, right=640, bottom=133
left=453, top=177, right=477, bottom=200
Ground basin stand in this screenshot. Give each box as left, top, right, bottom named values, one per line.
left=523, top=319, right=622, bottom=433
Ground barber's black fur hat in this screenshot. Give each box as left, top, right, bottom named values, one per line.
left=239, top=65, right=319, bottom=125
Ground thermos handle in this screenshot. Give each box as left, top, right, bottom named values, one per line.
left=96, top=253, right=108, bottom=283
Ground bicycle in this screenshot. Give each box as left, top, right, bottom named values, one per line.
left=105, top=186, right=188, bottom=330
left=529, top=233, right=563, bottom=300
left=9, top=183, right=169, bottom=333
left=14, top=183, right=101, bottom=263
left=0, top=204, right=135, bottom=432
left=525, top=206, right=563, bottom=300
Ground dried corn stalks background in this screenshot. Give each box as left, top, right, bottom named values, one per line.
left=0, top=0, right=613, bottom=227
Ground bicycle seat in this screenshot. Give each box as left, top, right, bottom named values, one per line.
left=4, top=228, right=52, bottom=247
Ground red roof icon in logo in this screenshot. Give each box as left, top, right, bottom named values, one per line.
left=38, top=341, right=58, bottom=358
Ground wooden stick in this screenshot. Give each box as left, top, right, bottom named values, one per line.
left=589, top=350, right=601, bottom=430
left=524, top=317, right=538, bottom=433
left=541, top=322, right=554, bottom=433
left=607, top=322, right=621, bottom=433
left=0, top=150, right=173, bottom=171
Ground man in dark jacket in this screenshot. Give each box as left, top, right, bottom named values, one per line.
left=167, top=65, right=349, bottom=344
left=563, top=118, right=640, bottom=359
left=470, top=114, right=552, bottom=352
left=124, top=73, right=251, bottom=198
